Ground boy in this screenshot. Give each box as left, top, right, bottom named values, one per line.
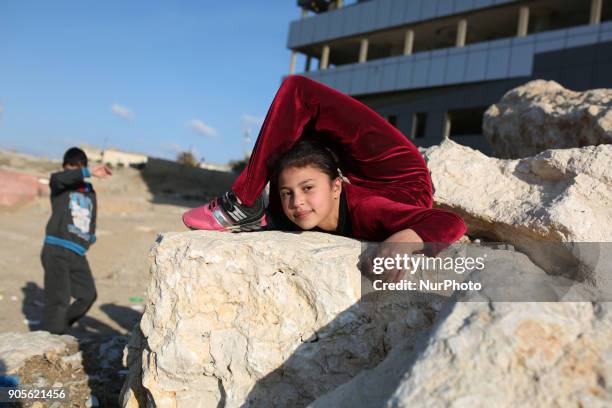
left=41, top=147, right=111, bottom=334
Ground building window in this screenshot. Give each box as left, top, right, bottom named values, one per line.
left=529, top=0, right=591, bottom=34
left=412, top=113, right=427, bottom=139
left=603, top=0, right=612, bottom=22
left=446, top=106, right=492, bottom=155
left=447, top=107, right=487, bottom=137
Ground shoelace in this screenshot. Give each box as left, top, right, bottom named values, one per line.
left=208, top=197, right=219, bottom=211
left=208, top=195, right=234, bottom=213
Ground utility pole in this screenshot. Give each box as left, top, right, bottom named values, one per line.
left=102, top=136, right=109, bottom=163
left=244, top=128, right=252, bottom=158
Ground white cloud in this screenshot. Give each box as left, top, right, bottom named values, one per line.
left=0, top=104, right=4, bottom=118
left=186, top=119, right=217, bottom=138
left=241, top=113, right=264, bottom=130
left=111, top=103, right=134, bottom=120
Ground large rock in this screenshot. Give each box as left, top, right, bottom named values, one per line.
left=121, top=231, right=609, bottom=407
left=120, top=231, right=446, bottom=407
left=424, top=139, right=612, bottom=287
left=123, top=232, right=392, bottom=407
left=311, top=300, right=612, bottom=408
left=0, top=331, right=76, bottom=374
left=0, top=331, right=94, bottom=405
left=483, top=80, right=612, bottom=158
left=0, top=170, right=49, bottom=208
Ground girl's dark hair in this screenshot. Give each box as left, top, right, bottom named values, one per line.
left=63, top=147, right=88, bottom=167
left=268, top=138, right=343, bottom=230
left=273, top=139, right=340, bottom=181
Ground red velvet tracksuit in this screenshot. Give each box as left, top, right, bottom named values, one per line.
left=232, top=75, right=467, bottom=254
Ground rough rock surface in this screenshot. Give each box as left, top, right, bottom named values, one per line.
left=0, top=331, right=76, bottom=374
left=121, top=231, right=610, bottom=407
left=0, top=331, right=95, bottom=406
left=0, top=170, right=49, bottom=208
left=120, top=231, right=443, bottom=407
left=424, top=139, right=612, bottom=287
left=483, top=80, right=612, bottom=158
left=311, top=300, right=612, bottom=408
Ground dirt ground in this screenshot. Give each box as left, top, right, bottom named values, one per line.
left=0, top=150, right=204, bottom=406
left=0, top=151, right=193, bottom=338
left=0, top=149, right=232, bottom=406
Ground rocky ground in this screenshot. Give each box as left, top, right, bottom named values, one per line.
left=2, top=80, right=611, bottom=408
left=119, top=81, right=611, bottom=408
left=120, top=140, right=612, bottom=408
left=0, top=149, right=201, bottom=407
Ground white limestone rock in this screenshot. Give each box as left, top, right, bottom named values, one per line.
left=121, top=231, right=610, bottom=407
left=483, top=80, right=612, bottom=158
left=120, top=231, right=441, bottom=408
left=0, top=331, right=77, bottom=374
left=311, top=300, right=612, bottom=408
left=423, top=139, right=612, bottom=287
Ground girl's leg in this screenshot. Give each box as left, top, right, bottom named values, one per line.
left=233, top=75, right=433, bottom=209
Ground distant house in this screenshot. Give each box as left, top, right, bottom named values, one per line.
left=199, top=161, right=232, bottom=172
left=81, top=146, right=148, bottom=167
left=81, top=146, right=104, bottom=163
left=103, top=149, right=148, bottom=167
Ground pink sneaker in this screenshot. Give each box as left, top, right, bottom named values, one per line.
left=183, top=191, right=267, bottom=232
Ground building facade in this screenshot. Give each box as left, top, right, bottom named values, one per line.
left=81, top=146, right=148, bottom=167
left=287, top=0, right=612, bottom=154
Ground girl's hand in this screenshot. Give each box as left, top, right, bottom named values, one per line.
left=377, top=229, right=424, bottom=283
left=91, top=164, right=113, bottom=178
left=374, top=244, right=406, bottom=284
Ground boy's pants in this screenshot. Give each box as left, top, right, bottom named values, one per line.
left=41, top=244, right=97, bottom=334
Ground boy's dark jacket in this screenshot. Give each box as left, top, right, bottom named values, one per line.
left=44, top=168, right=97, bottom=256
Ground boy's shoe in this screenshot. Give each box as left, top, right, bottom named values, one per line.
left=182, top=191, right=266, bottom=232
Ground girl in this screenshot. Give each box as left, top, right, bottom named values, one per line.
left=183, top=75, right=467, bottom=259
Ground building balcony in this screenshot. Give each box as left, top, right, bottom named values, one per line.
left=289, top=0, right=520, bottom=49
left=293, top=19, right=612, bottom=96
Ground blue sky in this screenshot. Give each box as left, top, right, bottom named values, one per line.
left=0, top=1, right=299, bottom=163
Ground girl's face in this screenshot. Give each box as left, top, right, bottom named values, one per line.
left=278, top=165, right=342, bottom=231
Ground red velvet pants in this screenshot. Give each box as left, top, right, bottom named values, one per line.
left=233, top=75, right=432, bottom=208
left=231, top=75, right=466, bottom=245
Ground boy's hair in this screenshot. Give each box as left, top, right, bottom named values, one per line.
left=63, top=147, right=88, bottom=168
left=273, top=139, right=340, bottom=182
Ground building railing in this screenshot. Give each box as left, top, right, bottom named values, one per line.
left=297, top=21, right=612, bottom=96
left=288, top=0, right=608, bottom=76
left=289, top=0, right=521, bottom=49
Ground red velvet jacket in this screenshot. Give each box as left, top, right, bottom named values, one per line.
left=343, top=183, right=467, bottom=255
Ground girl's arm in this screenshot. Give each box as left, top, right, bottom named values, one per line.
left=383, top=228, right=424, bottom=248
left=352, top=195, right=467, bottom=252
left=352, top=194, right=467, bottom=282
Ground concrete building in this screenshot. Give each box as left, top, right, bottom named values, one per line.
left=288, top=0, right=612, bottom=154
left=199, top=161, right=232, bottom=172
left=81, top=146, right=148, bottom=167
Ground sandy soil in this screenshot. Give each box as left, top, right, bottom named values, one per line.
left=0, top=151, right=192, bottom=338
left=0, top=150, right=222, bottom=406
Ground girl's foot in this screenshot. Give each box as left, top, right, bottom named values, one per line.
left=182, top=191, right=266, bottom=232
